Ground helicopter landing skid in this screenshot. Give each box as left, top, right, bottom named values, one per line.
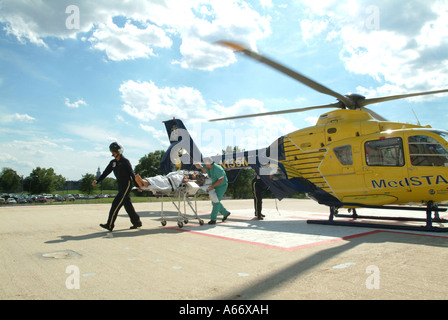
left=307, top=202, right=448, bottom=233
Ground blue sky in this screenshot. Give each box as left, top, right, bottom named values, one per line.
left=1, top=0, right=447, bottom=180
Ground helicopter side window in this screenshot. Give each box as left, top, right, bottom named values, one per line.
left=408, top=135, right=448, bottom=167
left=365, top=137, right=404, bottom=167
left=333, top=145, right=353, bottom=165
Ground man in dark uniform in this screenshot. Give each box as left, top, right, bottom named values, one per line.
left=92, top=142, right=142, bottom=231
left=252, top=175, right=268, bottom=220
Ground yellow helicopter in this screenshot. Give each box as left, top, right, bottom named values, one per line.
left=160, top=41, right=448, bottom=232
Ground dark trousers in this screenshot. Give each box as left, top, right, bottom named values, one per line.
left=105, top=181, right=141, bottom=229
left=252, top=178, right=267, bottom=218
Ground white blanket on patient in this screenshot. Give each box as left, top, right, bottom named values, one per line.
left=143, top=171, right=184, bottom=193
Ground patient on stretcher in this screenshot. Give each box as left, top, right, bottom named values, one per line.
left=135, top=171, right=206, bottom=194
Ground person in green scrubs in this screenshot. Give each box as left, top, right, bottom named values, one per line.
left=195, top=157, right=231, bottom=224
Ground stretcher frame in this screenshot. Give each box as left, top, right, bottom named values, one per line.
left=135, top=171, right=208, bottom=228
left=137, top=180, right=206, bottom=228
left=156, top=184, right=205, bottom=228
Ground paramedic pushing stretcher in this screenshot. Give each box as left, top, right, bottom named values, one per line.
left=92, top=142, right=142, bottom=232
left=195, top=157, right=231, bottom=225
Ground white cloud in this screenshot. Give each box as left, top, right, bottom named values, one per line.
left=174, top=38, right=236, bottom=71
left=120, top=80, right=208, bottom=122
left=304, top=116, right=318, bottom=126
left=260, top=0, right=273, bottom=9
left=0, top=153, right=34, bottom=173
left=299, top=0, right=448, bottom=92
left=64, top=123, right=117, bottom=145
left=210, top=98, right=269, bottom=122
left=120, top=80, right=284, bottom=129
left=1, top=137, right=75, bottom=178
left=13, top=113, right=36, bottom=123
left=88, top=18, right=172, bottom=61
left=300, top=19, right=329, bottom=42
left=65, top=98, right=87, bottom=108
left=139, top=124, right=169, bottom=147
left=0, top=0, right=271, bottom=70
left=163, top=0, right=272, bottom=70
left=118, top=80, right=298, bottom=155
left=0, top=112, right=36, bottom=124
left=63, top=122, right=153, bottom=166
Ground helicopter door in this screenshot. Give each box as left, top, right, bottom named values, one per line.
left=362, top=136, right=409, bottom=205
left=406, top=132, right=448, bottom=201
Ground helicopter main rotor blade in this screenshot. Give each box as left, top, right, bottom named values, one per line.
left=360, top=88, right=448, bottom=107
left=359, top=107, right=388, bottom=121
left=209, top=102, right=342, bottom=122
left=217, top=41, right=353, bottom=108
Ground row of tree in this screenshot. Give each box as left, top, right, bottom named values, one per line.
left=0, top=149, right=267, bottom=199
left=1, top=167, right=68, bottom=195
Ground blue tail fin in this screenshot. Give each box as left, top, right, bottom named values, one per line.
left=160, top=119, right=203, bottom=174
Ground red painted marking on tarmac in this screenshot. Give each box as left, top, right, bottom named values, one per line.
left=284, top=230, right=382, bottom=251
left=165, top=219, right=448, bottom=251
left=165, top=222, right=383, bottom=251
left=162, top=208, right=448, bottom=251
left=379, top=230, right=448, bottom=239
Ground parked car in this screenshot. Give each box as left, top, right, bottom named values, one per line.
left=36, top=195, right=47, bottom=203
left=16, top=197, right=29, bottom=204
left=7, top=198, right=17, bottom=204
left=65, top=194, right=75, bottom=202
left=0, top=198, right=5, bottom=205
left=53, top=194, right=63, bottom=202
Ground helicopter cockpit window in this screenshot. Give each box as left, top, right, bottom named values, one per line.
left=408, top=135, right=448, bottom=167
left=333, top=145, right=353, bottom=165
left=365, top=137, right=404, bottom=167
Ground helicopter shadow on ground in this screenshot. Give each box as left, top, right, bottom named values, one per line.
left=133, top=208, right=448, bottom=249
left=225, top=216, right=448, bottom=247
left=176, top=211, right=448, bottom=248
left=211, top=217, right=448, bottom=300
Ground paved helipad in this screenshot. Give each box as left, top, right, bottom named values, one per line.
left=1, top=198, right=447, bottom=300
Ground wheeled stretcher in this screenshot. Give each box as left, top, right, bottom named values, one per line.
left=136, top=171, right=208, bottom=228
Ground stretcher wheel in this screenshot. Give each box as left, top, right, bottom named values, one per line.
left=184, top=218, right=189, bottom=224
left=199, top=220, right=204, bottom=226
left=178, top=221, right=184, bottom=228
left=161, top=220, right=167, bottom=227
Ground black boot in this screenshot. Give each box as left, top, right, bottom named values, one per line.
left=100, top=223, right=113, bottom=232
left=130, top=221, right=142, bottom=229
left=222, top=212, right=231, bottom=222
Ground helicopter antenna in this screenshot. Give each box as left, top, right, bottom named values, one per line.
left=412, top=109, right=421, bottom=126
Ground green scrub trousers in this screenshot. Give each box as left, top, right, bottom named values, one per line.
left=205, top=163, right=230, bottom=221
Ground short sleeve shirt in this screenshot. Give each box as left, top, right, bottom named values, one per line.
left=205, top=163, right=228, bottom=188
